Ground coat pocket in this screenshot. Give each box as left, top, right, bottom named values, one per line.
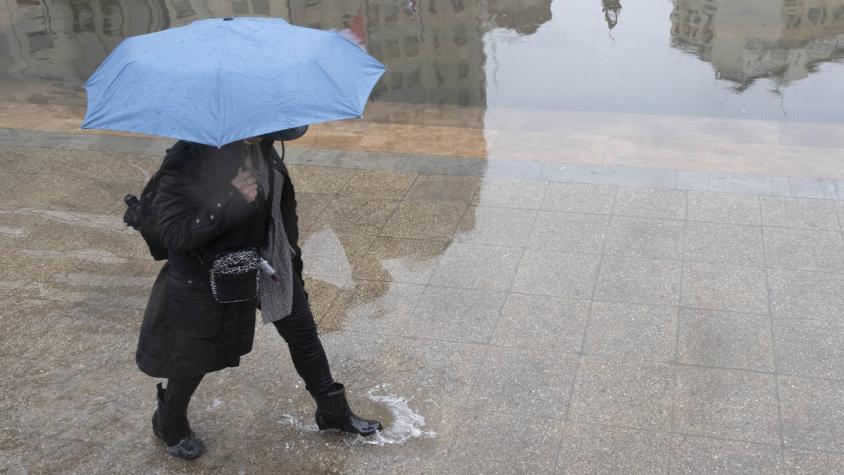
left=166, top=275, right=224, bottom=338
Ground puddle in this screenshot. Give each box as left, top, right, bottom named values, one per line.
left=3, top=1, right=844, bottom=124
left=301, top=228, right=355, bottom=290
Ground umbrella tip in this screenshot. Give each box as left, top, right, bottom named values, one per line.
left=223, top=17, right=233, bottom=21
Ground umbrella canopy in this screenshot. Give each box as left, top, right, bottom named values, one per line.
left=82, top=17, right=385, bottom=147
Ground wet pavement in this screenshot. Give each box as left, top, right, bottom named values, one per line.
left=3, top=0, right=844, bottom=473
left=2, top=128, right=844, bottom=474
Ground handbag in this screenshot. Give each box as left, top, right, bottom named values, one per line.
left=209, top=248, right=261, bottom=303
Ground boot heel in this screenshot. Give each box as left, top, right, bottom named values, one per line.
left=315, top=412, right=328, bottom=430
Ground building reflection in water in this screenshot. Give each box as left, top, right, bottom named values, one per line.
left=0, top=0, right=551, bottom=111
left=670, top=0, right=844, bottom=91
left=0, top=0, right=552, bottom=333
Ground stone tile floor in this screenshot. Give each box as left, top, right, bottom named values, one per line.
left=3, top=140, right=844, bottom=473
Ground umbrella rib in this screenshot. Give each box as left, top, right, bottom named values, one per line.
left=311, top=59, right=359, bottom=116
left=216, top=67, right=224, bottom=147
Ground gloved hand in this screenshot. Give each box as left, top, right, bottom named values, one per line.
left=268, top=125, right=309, bottom=142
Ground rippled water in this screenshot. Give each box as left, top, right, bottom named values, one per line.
left=1, top=0, right=842, bottom=124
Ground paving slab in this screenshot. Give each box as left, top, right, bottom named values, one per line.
left=671, top=435, right=782, bottom=474
left=443, top=413, right=564, bottom=474
left=683, top=221, right=765, bottom=266
left=767, top=269, right=844, bottom=322
left=583, top=302, right=677, bottom=363
left=337, top=169, right=418, bottom=200
left=352, top=237, right=447, bottom=284
left=490, top=293, right=589, bottom=352
left=686, top=191, right=762, bottom=225
left=401, top=286, right=506, bottom=343
left=569, top=358, right=674, bottom=431
left=673, top=366, right=780, bottom=445
left=380, top=201, right=466, bottom=240
left=594, top=257, right=682, bottom=306
left=320, top=281, right=424, bottom=334
left=677, top=308, right=775, bottom=372
left=404, top=174, right=479, bottom=203
left=681, top=262, right=769, bottom=314
left=468, top=347, right=579, bottom=418
left=779, top=376, right=844, bottom=452
left=540, top=182, right=616, bottom=214
left=456, top=205, right=537, bottom=247
left=783, top=449, right=844, bottom=474
left=428, top=243, right=522, bottom=291
left=760, top=196, right=840, bottom=230
left=512, top=249, right=601, bottom=298
left=773, top=319, right=844, bottom=380
left=763, top=227, right=844, bottom=273
left=527, top=211, right=609, bottom=253
left=314, top=197, right=400, bottom=235
left=471, top=178, right=547, bottom=209
left=557, top=423, right=670, bottom=474
left=613, top=187, right=687, bottom=220
left=604, top=216, right=684, bottom=260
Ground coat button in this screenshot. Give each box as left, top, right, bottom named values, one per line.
left=195, top=218, right=200, bottom=223
left=217, top=202, right=222, bottom=207
left=187, top=279, right=193, bottom=284
left=210, top=214, right=215, bottom=220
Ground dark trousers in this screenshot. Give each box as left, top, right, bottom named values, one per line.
left=165, top=274, right=335, bottom=412
left=270, top=274, right=335, bottom=395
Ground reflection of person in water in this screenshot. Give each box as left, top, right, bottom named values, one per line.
left=602, top=0, right=622, bottom=30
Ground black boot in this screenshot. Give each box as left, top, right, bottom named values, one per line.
left=152, top=383, right=206, bottom=460
left=313, top=383, right=383, bottom=436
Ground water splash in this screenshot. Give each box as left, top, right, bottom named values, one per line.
left=277, top=385, right=436, bottom=446
left=279, top=413, right=320, bottom=432
left=352, top=385, right=436, bottom=446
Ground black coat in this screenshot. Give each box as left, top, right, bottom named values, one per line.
left=136, top=136, right=304, bottom=378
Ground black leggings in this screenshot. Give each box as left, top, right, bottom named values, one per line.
left=270, top=274, right=335, bottom=395
left=166, top=274, right=335, bottom=411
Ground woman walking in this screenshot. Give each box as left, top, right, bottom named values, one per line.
left=135, top=127, right=381, bottom=459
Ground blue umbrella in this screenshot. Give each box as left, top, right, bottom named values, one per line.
left=82, top=17, right=385, bottom=147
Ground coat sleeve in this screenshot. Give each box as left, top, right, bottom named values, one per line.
left=154, top=168, right=254, bottom=253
